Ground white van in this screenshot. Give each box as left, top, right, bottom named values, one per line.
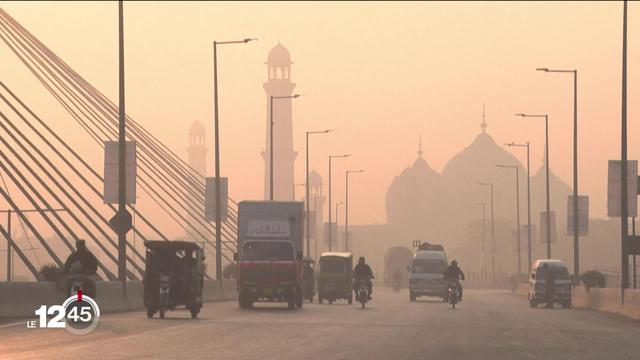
left=528, top=259, right=572, bottom=308
left=408, top=250, right=448, bottom=302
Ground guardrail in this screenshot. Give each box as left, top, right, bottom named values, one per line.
left=0, top=279, right=237, bottom=319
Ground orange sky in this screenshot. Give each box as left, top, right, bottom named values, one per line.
left=1, top=1, right=639, bottom=232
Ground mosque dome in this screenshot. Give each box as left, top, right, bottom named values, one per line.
left=385, top=139, right=445, bottom=239
left=267, top=43, right=292, bottom=65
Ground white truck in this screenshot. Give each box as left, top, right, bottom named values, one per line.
left=235, top=201, right=305, bottom=309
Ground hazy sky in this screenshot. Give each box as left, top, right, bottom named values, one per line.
left=1, top=1, right=639, bottom=228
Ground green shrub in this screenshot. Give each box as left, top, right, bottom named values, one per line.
left=580, top=270, right=606, bottom=291
left=39, top=263, right=62, bottom=282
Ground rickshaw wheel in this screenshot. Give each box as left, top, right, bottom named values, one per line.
left=146, top=308, right=155, bottom=318
left=159, top=308, right=166, bottom=319
left=348, top=295, right=353, bottom=305
left=190, top=309, right=199, bottom=319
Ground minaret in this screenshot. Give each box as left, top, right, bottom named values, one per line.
left=417, top=136, right=424, bottom=158
left=262, top=43, right=298, bottom=200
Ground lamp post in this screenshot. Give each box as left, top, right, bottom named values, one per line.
left=497, top=164, right=522, bottom=275
left=213, top=37, right=255, bottom=287
left=537, top=66, right=580, bottom=282
left=345, top=169, right=365, bottom=251
left=477, top=202, right=486, bottom=276
left=516, top=113, right=552, bottom=258
left=621, top=0, right=629, bottom=293
left=335, top=201, right=344, bottom=249
left=478, top=182, right=495, bottom=282
left=505, top=142, right=532, bottom=270
left=269, top=94, right=301, bottom=201
left=306, top=130, right=331, bottom=257
left=328, top=154, right=351, bottom=251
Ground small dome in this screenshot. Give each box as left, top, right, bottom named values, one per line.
left=309, top=169, right=322, bottom=188
left=189, top=121, right=205, bottom=136
left=267, top=43, right=292, bottom=65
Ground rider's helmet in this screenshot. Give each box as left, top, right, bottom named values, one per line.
left=451, top=260, right=458, bottom=267
left=358, top=256, right=365, bottom=265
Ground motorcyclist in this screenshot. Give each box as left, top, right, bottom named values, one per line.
left=353, top=256, right=374, bottom=299
left=63, top=240, right=98, bottom=297
left=63, top=239, right=98, bottom=274
left=443, top=260, right=465, bottom=300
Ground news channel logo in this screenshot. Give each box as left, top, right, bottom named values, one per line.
left=28, top=291, right=100, bottom=335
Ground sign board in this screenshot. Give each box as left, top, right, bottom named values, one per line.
left=246, top=220, right=291, bottom=238
left=607, top=160, right=638, bottom=217
left=205, top=177, right=228, bottom=222
left=540, top=211, right=557, bottom=244
left=567, top=195, right=589, bottom=236
left=103, top=141, right=137, bottom=204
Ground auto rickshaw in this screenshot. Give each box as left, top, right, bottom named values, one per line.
left=302, top=256, right=316, bottom=303
left=143, top=241, right=204, bottom=319
left=317, top=252, right=353, bottom=304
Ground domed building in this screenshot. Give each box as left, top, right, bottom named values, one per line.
left=440, top=110, right=527, bottom=240
left=385, top=139, right=445, bottom=240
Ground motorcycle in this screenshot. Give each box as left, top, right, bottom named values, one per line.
left=447, top=281, right=460, bottom=309
left=355, top=279, right=370, bottom=309
left=158, top=273, right=171, bottom=319
left=67, top=273, right=96, bottom=299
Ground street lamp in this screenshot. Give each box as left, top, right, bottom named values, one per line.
left=497, top=164, right=522, bottom=276
left=335, top=201, right=344, bottom=249
left=306, top=129, right=331, bottom=257
left=537, top=66, right=580, bottom=282
left=477, top=202, right=486, bottom=276
left=292, top=183, right=305, bottom=201
left=270, top=94, right=302, bottom=201
left=516, top=113, right=552, bottom=259
left=345, top=169, right=365, bottom=251
left=213, top=37, right=256, bottom=288
left=478, top=182, right=495, bottom=282
left=328, top=154, right=351, bottom=251
left=505, top=142, right=532, bottom=271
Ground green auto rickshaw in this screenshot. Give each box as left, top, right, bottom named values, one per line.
left=317, top=252, right=353, bottom=304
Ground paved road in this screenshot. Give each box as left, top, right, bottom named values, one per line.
left=1, top=288, right=639, bottom=360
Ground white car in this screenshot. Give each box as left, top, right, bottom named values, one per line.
left=408, top=250, right=448, bottom=302
left=528, top=259, right=572, bottom=308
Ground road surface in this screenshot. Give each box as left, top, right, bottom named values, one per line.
left=1, top=288, right=639, bottom=359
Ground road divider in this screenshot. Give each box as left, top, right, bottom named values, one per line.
left=514, top=284, right=640, bottom=321
left=0, top=279, right=237, bottom=319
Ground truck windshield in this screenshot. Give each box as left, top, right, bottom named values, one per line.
left=241, top=242, right=293, bottom=261
left=319, top=259, right=347, bottom=273
left=411, top=259, right=446, bottom=273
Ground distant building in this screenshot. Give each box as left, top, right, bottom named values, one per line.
left=185, top=120, right=207, bottom=239
left=262, top=43, right=298, bottom=200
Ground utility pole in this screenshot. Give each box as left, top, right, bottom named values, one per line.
left=328, top=154, right=350, bottom=251
left=620, top=0, right=629, bottom=295
left=117, top=0, right=129, bottom=282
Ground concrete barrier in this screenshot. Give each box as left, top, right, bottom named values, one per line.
left=1, top=279, right=238, bottom=319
